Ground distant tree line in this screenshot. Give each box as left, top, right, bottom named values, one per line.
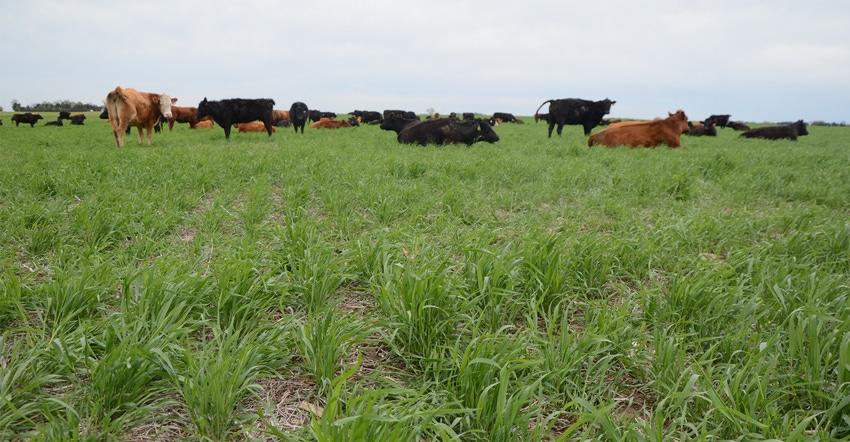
left=11, top=99, right=102, bottom=112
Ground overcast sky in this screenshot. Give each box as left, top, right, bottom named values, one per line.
left=2, top=0, right=848, bottom=122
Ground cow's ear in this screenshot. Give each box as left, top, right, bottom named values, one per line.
left=171, top=97, right=178, bottom=104
left=152, top=96, right=160, bottom=104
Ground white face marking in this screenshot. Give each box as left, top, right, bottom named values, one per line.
left=158, top=94, right=175, bottom=119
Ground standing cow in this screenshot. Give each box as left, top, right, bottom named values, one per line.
left=289, top=102, right=309, bottom=134
left=11, top=113, right=44, bottom=127
left=105, top=87, right=177, bottom=147
left=535, top=98, right=616, bottom=137
left=196, top=98, right=275, bottom=139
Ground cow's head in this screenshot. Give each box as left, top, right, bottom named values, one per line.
left=794, top=120, right=809, bottom=136
left=476, top=119, right=500, bottom=144
left=669, top=110, right=690, bottom=134
left=155, top=94, right=177, bottom=119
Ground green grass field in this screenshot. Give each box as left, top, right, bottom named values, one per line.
left=1, top=113, right=849, bottom=441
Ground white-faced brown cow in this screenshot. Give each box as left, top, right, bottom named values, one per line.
left=105, top=86, right=177, bottom=147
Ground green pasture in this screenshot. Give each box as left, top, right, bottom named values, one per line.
left=1, top=114, right=849, bottom=441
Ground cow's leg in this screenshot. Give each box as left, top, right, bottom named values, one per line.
left=556, top=124, right=564, bottom=136
left=145, top=126, right=154, bottom=145
left=223, top=124, right=232, bottom=140
left=583, top=123, right=592, bottom=136
left=264, top=120, right=273, bottom=136
left=547, top=123, right=555, bottom=138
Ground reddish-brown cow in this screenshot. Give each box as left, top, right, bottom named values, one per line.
left=192, top=117, right=215, bottom=129
left=235, top=121, right=277, bottom=133
left=272, top=109, right=290, bottom=122
left=309, top=118, right=353, bottom=129
left=167, top=105, right=201, bottom=130
left=106, top=86, right=176, bottom=147
left=588, top=110, right=689, bottom=148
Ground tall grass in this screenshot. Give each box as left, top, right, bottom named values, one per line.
left=1, top=117, right=848, bottom=440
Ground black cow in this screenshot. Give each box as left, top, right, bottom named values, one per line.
left=707, top=114, right=731, bottom=128
left=350, top=110, right=383, bottom=123
left=686, top=120, right=717, bottom=137
left=383, top=109, right=419, bottom=120
left=396, top=118, right=500, bottom=146
left=45, top=119, right=63, bottom=126
left=308, top=110, right=336, bottom=123
left=727, top=121, right=751, bottom=131
left=289, top=101, right=309, bottom=134
left=534, top=98, right=616, bottom=137
left=58, top=111, right=71, bottom=120
left=11, top=113, right=44, bottom=127
left=70, top=114, right=86, bottom=125
left=462, top=112, right=475, bottom=120
left=740, top=120, right=808, bottom=141
left=492, top=112, right=517, bottom=123
left=379, top=114, right=420, bottom=134
left=197, top=98, right=275, bottom=139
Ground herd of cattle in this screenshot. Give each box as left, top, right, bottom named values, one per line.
left=3, top=86, right=811, bottom=148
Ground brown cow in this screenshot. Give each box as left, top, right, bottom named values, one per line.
left=192, top=117, right=215, bottom=129
left=105, top=86, right=176, bottom=147
left=272, top=109, right=290, bottom=123
left=588, top=110, right=689, bottom=148
left=235, top=121, right=277, bottom=133
left=309, top=117, right=354, bottom=129
left=167, top=106, right=201, bottom=130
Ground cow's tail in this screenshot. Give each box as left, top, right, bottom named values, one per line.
left=534, top=100, right=553, bottom=119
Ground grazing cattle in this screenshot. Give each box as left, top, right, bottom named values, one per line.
left=289, top=101, right=309, bottom=134
left=462, top=112, right=475, bottom=120
left=196, top=98, right=275, bottom=139
left=727, top=121, right=751, bottom=131
left=492, top=112, right=517, bottom=123
left=105, top=87, right=176, bottom=147
left=236, top=122, right=277, bottom=133
left=166, top=106, right=202, bottom=130
left=45, top=119, right=63, bottom=126
left=11, top=113, right=44, bottom=127
left=192, top=118, right=215, bottom=129
left=707, top=114, right=731, bottom=128
left=396, top=118, right=500, bottom=146
left=58, top=111, right=71, bottom=120
left=380, top=114, right=420, bottom=134
left=739, top=120, right=808, bottom=141
left=534, top=113, right=548, bottom=123
left=309, top=117, right=358, bottom=129
left=70, top=114, right=87, bottom=125
left=588, top=110, right=689, bottom=148
left=535, top=98, right=616, bottom=137
left=686, top=120, right=717, bottom=136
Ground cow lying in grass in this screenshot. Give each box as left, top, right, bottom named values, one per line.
left=739, top=120, right=808, bottom=141
left=396, top=118, right=500, bottom=146
left=588, top=110, right=690, bottom=148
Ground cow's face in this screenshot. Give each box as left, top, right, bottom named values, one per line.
left=155, top=94, right=177, bottom=119
left=477, top=120, right=500, bottom=143
left=795, top=120, right=809, bottom=136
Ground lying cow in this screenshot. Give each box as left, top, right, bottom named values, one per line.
left=236, top=122, right=277, bottom=133
left=739, top=120, right=808, bottom=141
left=396, top=118, right=500, bottom=146
left=380, top=114, right=420, bottom=134
left=309, top=117, right=358, bottom=129
left=535, top=98, right=616, bottom=136
left=686, top=120, right=717, bottom=137
left=272, top=109, right=290, bottom=124
left=70, top=114, right=87, bottom=125
left=588, top=110, right=690, bottom=148
left=45, top=119, right=63, bottom=126
left=197, top=98, right=275, bottom=139
left=192, top=118, right=215, bottom=129
left=492, top=112, right=517, bottom=123
left=707, top=114, right=731, bottom=128
left=727, top=121, right=751, bottom=131
left=351, top=110, right=383, bottom=123
left=11, top=113, right=44, bottom=127
left=105, top=87, right=176, bottom=147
